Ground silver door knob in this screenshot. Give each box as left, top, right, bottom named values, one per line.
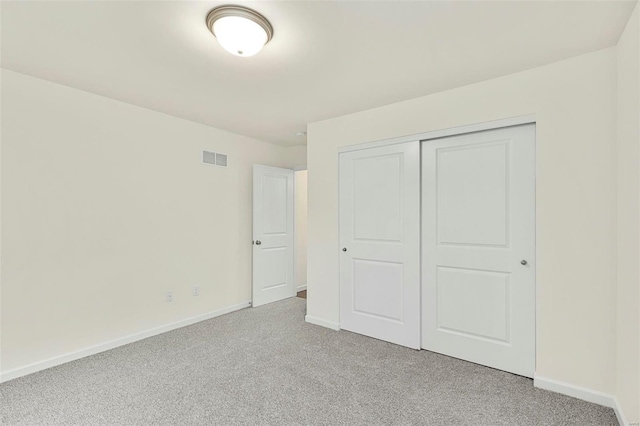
left=342, top=247, right=347, bottom=252
left=256, top=240, right=262, bottom=245
left=521, top=260, right=528, bottom=265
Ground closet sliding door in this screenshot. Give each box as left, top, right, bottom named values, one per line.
left=339, top=141, right=421, bottom=349
left=421, top=124, right=536, bottom=377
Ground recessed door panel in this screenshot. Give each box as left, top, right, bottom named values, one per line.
left=353, top=154, right=403, bottom=242
left=262, top=175, right=288, bottom=235
left=436, top=267, right=509, bottom=342
left=353, top=259, right=404, bottom=322
left=437, top=142, right=509, bottom=247
left=260, top=247, right=288, bottom=290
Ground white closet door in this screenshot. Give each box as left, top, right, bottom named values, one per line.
left=422, top=124, right=535, bottom=377
left=252, top=165, right=294, bottom=307
left=339, top=142, right=421, bottom=349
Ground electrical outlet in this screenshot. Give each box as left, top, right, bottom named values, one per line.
left=192, top=285, right=200, bottom=296
left=166, top=291, right=174, bottom=303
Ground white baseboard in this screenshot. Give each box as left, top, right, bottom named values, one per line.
left=0, top=300, right=251, bottom=383
left=305, top=315, right=340, bottom=331
left=534, top=375, right=627, bottom=425
left=296, top=284, right=307, bottom=292
left=612, top=397, right=631, bottom=426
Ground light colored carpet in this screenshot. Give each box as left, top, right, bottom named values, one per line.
left=1, top=298, right=618, bottom=425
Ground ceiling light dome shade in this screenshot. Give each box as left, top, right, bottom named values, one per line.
left=206, top=6, right=273, bottom=57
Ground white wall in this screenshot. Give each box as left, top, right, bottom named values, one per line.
left=287, top=146, right=308, bottom=170
left=295, top=170, right=308, bottom=291
left=307, top=48, right=618, bottom=396
left=616, top=3, right=640, bottom=424
left=0, top=69, right=305, bottom=376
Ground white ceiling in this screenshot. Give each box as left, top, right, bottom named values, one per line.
left=1, top=1, right=636, bottom=146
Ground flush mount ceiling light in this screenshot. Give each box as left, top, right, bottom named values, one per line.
left=206, top=5, right=273, bottom=57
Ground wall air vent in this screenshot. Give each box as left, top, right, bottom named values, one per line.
left=215, top=153, right=228, bottom=167
left=203, top=150, right=228, bottom=168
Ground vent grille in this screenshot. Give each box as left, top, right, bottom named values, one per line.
left=203, top=150, right=228, bottom=168
left=216, top=153, right=227, bottom=167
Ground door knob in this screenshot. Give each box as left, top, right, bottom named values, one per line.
left=342, top=247, right=347, bottom=252
left=256, top=240, right=262, bottom=245
left=521, top=260, right=528, bottom=265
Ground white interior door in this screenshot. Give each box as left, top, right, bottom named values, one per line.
left=252, top=165, right=294, bottom=307
left=339, top=142, right=421, bottom=349
left=421, top=124, right=535, bottom=377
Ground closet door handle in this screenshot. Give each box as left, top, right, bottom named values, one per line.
left=342, top=247, right=347, bottom=252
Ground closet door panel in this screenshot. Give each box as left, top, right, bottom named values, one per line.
left=339, top=142, right=421, bottom=349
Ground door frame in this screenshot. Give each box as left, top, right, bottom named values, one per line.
left=251, top=164, right=307, bottom=305
left=292, top=166, right=307, bottom=297
left=337, top=114, right=537, bottom=370
left=339, top=114, right=536, bottom=153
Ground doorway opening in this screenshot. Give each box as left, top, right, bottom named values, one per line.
left=251, top=165, right=307, bottom=307
left=294, top=169, right=308, bottom=300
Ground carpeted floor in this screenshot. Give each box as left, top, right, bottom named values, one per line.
left=0, top=298, right=618, bottom=425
